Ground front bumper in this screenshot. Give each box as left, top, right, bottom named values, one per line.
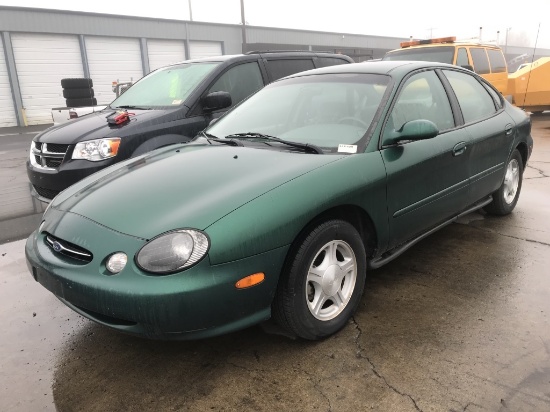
left=25, top=213, right=287, bottom=340
left=27, top=157, right=119, bottom=202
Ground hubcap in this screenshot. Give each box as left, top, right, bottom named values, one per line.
left=503, top=159, right=520, bottom=204
left=306, top=240, right=357, bottom=321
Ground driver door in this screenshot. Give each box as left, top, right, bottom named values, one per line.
left=381, top=70, right=471, bottom=248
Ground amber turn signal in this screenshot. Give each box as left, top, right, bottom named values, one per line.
left=235, top=273, right=265, bottom=289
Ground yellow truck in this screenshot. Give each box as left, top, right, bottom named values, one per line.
left=507, top=57, right=550, bottom=114
left=383, top=37, right=549, bottom=114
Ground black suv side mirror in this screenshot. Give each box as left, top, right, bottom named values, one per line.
left=202, top=91, right=232, bottom=111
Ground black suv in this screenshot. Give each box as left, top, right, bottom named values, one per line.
left=28, top=51, right=354, bottom=202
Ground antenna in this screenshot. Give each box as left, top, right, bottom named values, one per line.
left=521, top=23, right=541, bottom=110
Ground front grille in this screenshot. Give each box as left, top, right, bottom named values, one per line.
left=45, top=143, right=70, bottom=153
left=45, top=233, right=93, bottom=263
left=30, top=142, right=70, bottom=170
left=45, top=158, right=63, bottom=168
left=33, top=185, right=60, bottom=200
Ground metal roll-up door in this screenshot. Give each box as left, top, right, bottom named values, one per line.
left=11, top=33, right=83, bottom=125
left=147, top=39, right=186, bottom=72
left=189, top=41, right=222, bottom=59
left=0, top=39, right=17, bottom=127
left=85, top=36, right=143, bottom=104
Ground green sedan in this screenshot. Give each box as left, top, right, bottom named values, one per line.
left=25, top=61, right=533, bottom=340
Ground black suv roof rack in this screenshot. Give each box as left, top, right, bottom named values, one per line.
left=245, top=50, right=334, bottom=55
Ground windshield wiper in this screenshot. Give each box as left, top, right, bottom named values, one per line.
left=200, top=131, right=243, bottom=147
left=111, top=105, right=150, bottom=110
left=224, top=132, right=323, bottom=154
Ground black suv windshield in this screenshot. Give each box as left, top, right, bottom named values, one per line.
left=111, top=63, right=220, bottom=109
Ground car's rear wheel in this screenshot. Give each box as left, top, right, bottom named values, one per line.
left=273, top=220, right=366, bottom=340
left=484, top=149, right=524, bottom=216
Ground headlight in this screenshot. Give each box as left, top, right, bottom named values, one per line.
left=72, top=138, right=121, bottom=161
left=136, top=229, right=209, bottom=274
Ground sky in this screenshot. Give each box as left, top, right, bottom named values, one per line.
left=1, top=0, right=549, bottom=49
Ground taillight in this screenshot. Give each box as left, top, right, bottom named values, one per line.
left=69, top=111, right=78, bottom=120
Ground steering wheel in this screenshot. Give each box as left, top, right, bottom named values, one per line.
left=338, top=117, right=369, bottom=128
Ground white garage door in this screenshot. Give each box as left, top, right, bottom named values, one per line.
left=189, top=41, right=222, bottom=59
left=86, top=36, right=143, bottom=104
left=148, top=39, right=186, bottom=72
left=0, top=40, right=17, bottom=127
left=11, top=33, right=83, bottom=125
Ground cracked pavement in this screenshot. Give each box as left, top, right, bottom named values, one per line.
left=1, top=115, right=550, bottom=411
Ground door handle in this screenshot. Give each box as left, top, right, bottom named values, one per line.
left=505, top=124, right=513, bottom=135
left=452, top=142, right=467, bottom=157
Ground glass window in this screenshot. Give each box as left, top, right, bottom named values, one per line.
left=470, top=48, right=490, bottom=74
left=315, top=57, right=349, bottom=68
left=208, top=73, right=390, bottom=152
left=456, top=48, right=469, bottom=67
left=266, top=59, right=315, bottom=81
left=443, top=70, right=496, bottom=123
left=208, top=62, right=264, bottom=107
left=483, top=82, right=503, bottom=109
left=384, top=70, right=455, bottom=135
left=487, top=49, right=507, bottom=73
left=383, top=46, right=455, bottom=64
left=111, top=63, right=219, bottom=108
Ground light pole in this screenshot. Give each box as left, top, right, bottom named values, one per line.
left=505, top=27, right=512, bottom=55
left=241, top=0, right=247, bottom=52
left=188, top=0, right=193, bottom=21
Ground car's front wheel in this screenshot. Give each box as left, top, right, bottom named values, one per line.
left=273, top=220, right=366, bottom=340
left=484, top=149, right=524, bottom=216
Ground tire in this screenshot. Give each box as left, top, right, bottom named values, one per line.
left=61, top=78, right=93, bottom=89
left=63, top=88, right=94, bottom=99
left=273, top=220, right=367, bottom=340
left=483, top=149, right=523, bottom=216
left=65, top=97, right=97, bottom=107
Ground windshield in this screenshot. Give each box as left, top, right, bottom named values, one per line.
left=110, top=63, right=219, bottom=109
left=207, top=73, right=390, bottom=153
left=383, top=46, right=455, bottom=64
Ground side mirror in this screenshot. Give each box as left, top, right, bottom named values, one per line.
left=385, top=119, right=439, bottom=145
left=202, top=91, right=232, bottom=111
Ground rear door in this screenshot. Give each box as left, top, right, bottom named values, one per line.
left=381, top=69, right=471, bottom=247
left=441, top=69, right=513, bottom=203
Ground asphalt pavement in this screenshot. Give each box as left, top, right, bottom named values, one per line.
left=1, top=117, right=549, bottom=411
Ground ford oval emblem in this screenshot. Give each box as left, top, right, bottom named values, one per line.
left=52, top=241, right=62, bottom=252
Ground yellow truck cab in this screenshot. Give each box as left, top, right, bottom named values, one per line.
left=383, top=37, right=509, bottom=96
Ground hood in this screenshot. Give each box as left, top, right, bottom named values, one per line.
left=35, top=107, right=186, bottom=144
left=51, top=143, right=345, bottom=239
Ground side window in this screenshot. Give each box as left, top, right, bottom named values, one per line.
left=208, top=62, right=264, bottom=107
left=384, top=70, right=455, bottom=136
left=470, top=48, right=490, bottom=74
left=483, top=82, right=503, bottom=110
left=456, top=48, right=469, bottom=67
left=315, top=57, right=349, bottom=68
left=266, top=59, right=315, bottom=81
left=442, top=70, right=497, bottom=123
left=487, top=49, right=507, bottom=73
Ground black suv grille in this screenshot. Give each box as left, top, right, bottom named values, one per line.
left=45, top=233, right=93, bottom=263
left=31, top=142, right=70, bottom=169
left=33, top=185, right=60, bottom=200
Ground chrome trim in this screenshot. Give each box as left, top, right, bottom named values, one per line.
left=29, top=142, right=68, bottom=170
left=46, top=235, right=93, bottom=259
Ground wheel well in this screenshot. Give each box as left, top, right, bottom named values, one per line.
left=515, top=142, right=528, bottom=169
left=291, top=205, right=378, bottom=259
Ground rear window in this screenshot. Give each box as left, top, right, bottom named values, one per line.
left=383, top=46, right=455, bottom=64
left=470, top=48, right=490, bottom=74
left=315, top=57, right=349, bottom=68
left=487, top=49, right=507, bottom=73
left=266, top=59, right=315, bottom=81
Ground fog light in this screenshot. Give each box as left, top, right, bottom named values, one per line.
left=107, top=252, right=127, bottom=274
